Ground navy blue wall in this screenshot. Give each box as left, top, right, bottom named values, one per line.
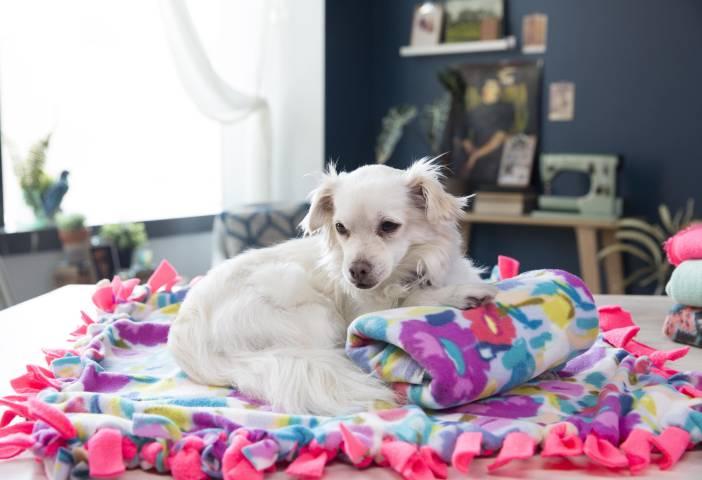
left=326, top=0, right=702, bottom=275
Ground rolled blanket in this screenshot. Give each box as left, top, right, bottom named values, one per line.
left=665, top=224, right=702, bottom=266
left=664, top=304, right=702, bottom=347
left=666, top=260, right=702, bottom=307
left=346, top=269, right=598, bottom=410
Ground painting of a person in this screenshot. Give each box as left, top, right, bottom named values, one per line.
left=458, top=77, right=514, bottom=184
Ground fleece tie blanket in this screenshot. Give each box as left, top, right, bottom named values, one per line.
left=1, top=260, right=702, bottom=479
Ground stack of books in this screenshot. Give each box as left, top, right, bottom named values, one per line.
left=472, top=190, right=536, bottom=216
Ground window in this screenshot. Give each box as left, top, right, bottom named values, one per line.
left=0, top=0, right=222, bottom=229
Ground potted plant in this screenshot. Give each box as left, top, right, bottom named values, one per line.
left=56, top=212, right=89, bottom=246
left=98, top=222, right=148, bottom=270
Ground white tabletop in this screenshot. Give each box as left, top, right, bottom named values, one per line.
left=0, top=287, right=700, bottom=479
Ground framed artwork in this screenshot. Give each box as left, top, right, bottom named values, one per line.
left=444, top=0, right=504, bottom=43
left=440, top=60, right=542, bottom=191
left=90, top=244, right=119, bottom=281
left=522, top=13, right=548, bottom=53
left=410, top=3, right=444, bottom=47
left=549, top=81, right=576, bottom=121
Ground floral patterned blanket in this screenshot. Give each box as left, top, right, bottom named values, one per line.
left=1, top=260, right=701, bottom=480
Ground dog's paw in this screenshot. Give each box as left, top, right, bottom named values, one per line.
left=449, top=283, right=499, bottom=310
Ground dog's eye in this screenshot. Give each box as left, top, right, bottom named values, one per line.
left=380, top=221, right=400, bottom=234
left=335, top=222, right=348, bottom=235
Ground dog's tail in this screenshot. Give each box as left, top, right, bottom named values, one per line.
left=169, top=305, right=394, bottom=415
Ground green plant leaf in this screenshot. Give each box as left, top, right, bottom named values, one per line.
left=659, top=204, right=674, bottom=234
left=597, top=243, right=652, bottom=264
left=615, top=218, right=666, bottom=243
left=614, top=231, right=663, bottom=264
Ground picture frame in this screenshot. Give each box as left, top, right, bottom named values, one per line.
left=90, top=244, right=119, bottom=281
left=444, top=0, right=504, bottom=43
left=440, top=60, right=542, bottom=192
left=522, top=13, right=548, bottom=54
left=410, top=2, right=444, bottom=47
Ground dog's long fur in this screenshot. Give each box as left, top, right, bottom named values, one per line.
left=168, top=159, right=498, bottom=415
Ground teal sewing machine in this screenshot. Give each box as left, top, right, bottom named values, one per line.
left=532, top=154, right=622, bottom=219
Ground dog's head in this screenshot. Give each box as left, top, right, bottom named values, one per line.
left=301, top=158, right=467, bottom=290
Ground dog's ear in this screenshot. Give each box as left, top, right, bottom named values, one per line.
left=300, top=163, right=338, bottom=234
left=405, top=157, right=468, bottom=224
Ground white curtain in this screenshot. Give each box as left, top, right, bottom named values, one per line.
left=159, top=0, right=272, bottom=207
left=160, top=0, right=324, bottom=209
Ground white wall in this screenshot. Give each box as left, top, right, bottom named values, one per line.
left=3, top=231, right=212, bottom=304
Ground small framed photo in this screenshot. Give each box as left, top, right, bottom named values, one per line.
left=549, top=82, right=576, bottom=122
left=90, top=244, right=119, bottom=281
left=444, top=0, right=504, bottom=43
left=498, top=134, right=537, bottom=187
left=522, top=13, right=548, bottom=54
left=410, top=2, right=444, bottom=47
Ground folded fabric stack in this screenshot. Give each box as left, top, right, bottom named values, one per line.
left=664, top=224, right=702, bottom=347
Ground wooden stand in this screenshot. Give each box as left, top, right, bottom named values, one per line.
left=461, top=213, right=624, bottom=294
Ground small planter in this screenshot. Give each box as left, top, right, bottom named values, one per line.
left=117, top=247, right=134, bottom=270
left=58, top=227, right=90, bottom=246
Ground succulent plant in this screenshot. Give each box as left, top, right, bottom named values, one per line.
left=99, top=223, right=148, bottom=250
left=55, top=212, right=86, bottom=232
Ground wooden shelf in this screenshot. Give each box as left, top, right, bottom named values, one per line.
left=463, top=212, right=619, bottom=229
left=399, top=36, right=516, bottom=57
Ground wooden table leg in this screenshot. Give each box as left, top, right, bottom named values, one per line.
left=575, top=226, right=602, bottom=294
left=601, top=229, right=625, bottom=294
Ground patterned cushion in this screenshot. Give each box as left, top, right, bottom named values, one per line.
left=212, top=203, right=309, bottom=265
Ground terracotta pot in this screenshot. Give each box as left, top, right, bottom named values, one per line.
left=58, top=227, right=90, bottom=246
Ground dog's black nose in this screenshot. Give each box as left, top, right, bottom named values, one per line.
left=349, top=260, right=373, bottom=288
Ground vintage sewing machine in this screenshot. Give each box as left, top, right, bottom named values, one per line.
left=533, top=154, right=622, bottom=218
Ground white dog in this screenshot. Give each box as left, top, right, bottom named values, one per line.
left=168, top=159, right=497, bottom=415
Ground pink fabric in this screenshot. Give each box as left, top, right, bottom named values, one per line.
left=487, top=431, right=535, bottom=472
left=664, top=224, right=702, bottom=266
left=148, top=260, right=179, bottom=292
left=620, top=429, right=653, bottom=473
left=599, top=306, right=688, bottom=376
left=87, top=428, right=125, bottom=478
left=651, top=427, right=690, bottom=470
left=285, top=451, right=329, bottom=478
left=122, top=436, right=138, bottom=462
left=583, top=434, right=628, bottom=468
left=92, top=285, right=116, bottom=312
left=451, top=431, right=482, bottom=473
left=419, top=446, right=447, bottom=479
left=498, top=255, right=520, bottom=280
left=170, top=436, right=207, bottom=480
left=602, top=326, right=640, bottom=348
left=27, top=397, right=76, bottom=439
left=679, top=384, right=702, bottom=398
left=381, top=441, right=416, bottom=473
left=541, top=423, right=583, bottom=457
left=598, top=305, right=635, bottom=330
left=0, top=432, right=34, bottom=459
left=0, top=421, right=34, bottom=438
left=10, top=365, right=60, bottom=393
left=140, top=442, right=164, bottom=466
left=225, top=459, right=263, bottom=480
left=339, top=423, right=369, bottom=465
left=222, top=434, right=255, bottom=480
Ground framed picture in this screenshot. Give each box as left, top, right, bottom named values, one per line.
left=522, top=13, right=548, bottom=54
left=444, top=0, right=504, bottom=43
left=410, top=2, right=444, bottom=47
left=548, top=81, right=576, bottom=121
left=90, top=244, right=119, bottom=281
left=440, top=60, right=542, bottom=192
